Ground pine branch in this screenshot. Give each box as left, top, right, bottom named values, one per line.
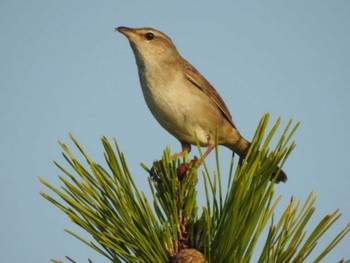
left=40, top=114, right=349, bottom=262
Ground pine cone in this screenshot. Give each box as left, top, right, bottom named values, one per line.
left=172, top=248, right=207, bottom=263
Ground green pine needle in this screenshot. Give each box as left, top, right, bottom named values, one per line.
left=40, top=114, right=349, bottom=262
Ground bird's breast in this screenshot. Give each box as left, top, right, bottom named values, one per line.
left=136, top=65, right=230, bottom=146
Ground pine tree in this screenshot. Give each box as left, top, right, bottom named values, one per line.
left=40, top=114, right=350, bottom=262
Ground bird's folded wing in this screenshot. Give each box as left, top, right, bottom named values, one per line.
left=183, top=60, right=236, bottom=128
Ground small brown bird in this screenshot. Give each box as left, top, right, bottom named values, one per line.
left=116, top=26, right=287, bottom=183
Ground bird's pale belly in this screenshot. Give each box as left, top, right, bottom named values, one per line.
left=142, top=82, right=227, bottom=147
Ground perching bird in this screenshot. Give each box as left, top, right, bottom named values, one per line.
left=116, top=26, right=287, bottom=183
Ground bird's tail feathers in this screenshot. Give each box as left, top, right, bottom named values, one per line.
left=225, top=136, right=287, bottom=183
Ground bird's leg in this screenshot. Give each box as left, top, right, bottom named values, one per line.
left=189, top=143, right=216, bottom=168
left=176, top=143, right=215, bottom=183
left=201, top=143, right=216, bottom=160
left=176, top=142, right=217, bottom=174
left=175, top=142, right=216, bottom=168
left=151, top=142, right=216, bottom=182
left=172, top=142, right=192, bottom=159
left=150, top=142, right=192, bottom=181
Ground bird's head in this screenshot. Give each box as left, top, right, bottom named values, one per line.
left=116, top=27, right=181, bottom=67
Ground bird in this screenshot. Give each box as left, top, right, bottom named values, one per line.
left=116, top=26, right=287, bottom=183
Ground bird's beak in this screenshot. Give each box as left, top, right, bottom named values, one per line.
left=115, top=26, right=136, bottom=40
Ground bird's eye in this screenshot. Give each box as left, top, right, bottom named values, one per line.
left=145, top=32, right=154, bottom=40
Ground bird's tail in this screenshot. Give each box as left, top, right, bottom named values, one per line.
left=225, top=136, right=287, bottom=183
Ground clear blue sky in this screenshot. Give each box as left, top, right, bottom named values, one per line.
left=1, top=1, right=349, bottom=262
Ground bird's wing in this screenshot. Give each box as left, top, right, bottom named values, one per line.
left=183, top=60, right=236, bottom=128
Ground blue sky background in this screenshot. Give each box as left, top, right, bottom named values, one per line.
left=1, top=1, right=349, bottom=262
